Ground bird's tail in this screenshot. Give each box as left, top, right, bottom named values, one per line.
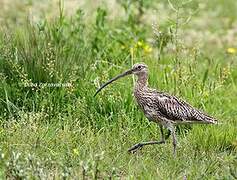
left=202, top=114, right=218, bottom=124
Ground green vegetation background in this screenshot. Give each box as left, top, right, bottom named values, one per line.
left=0, top=0, right=236, bottom=179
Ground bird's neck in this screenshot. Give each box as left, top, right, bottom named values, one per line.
left=135, top=72, right=148, bottom=91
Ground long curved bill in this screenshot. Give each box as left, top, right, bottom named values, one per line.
left=94, top=69, right=133, bottom=97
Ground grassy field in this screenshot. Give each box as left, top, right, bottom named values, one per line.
left=0, top=0, right=237, bottom=179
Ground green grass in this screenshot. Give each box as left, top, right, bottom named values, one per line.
left=0, top=0, right=237, bottom=179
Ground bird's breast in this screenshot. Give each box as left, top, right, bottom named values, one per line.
left=133, top=90, right=159, bottom=121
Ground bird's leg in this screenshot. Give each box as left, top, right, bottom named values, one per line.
left=158, top=125, right=171, bottom=142
left=128, top=125, right=166, bottom=153
left=170, top=126, right=177, bottom=156
left=165, top=129, right=171, bottom=140
left=159, top=124, right=165, bottom=141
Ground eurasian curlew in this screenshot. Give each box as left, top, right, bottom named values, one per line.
left=94, top=63, right=218, bottom=155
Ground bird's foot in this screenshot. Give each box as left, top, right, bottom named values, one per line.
left=128, top=143, right=144, bottom=153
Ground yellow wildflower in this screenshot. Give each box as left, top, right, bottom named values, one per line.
left=226, top=47, right=237, bottom=54
left=143, top=44, right=152, bottom=54
left=137, top=41, right=143, bottom=47
left=73, top=148, right=79, bottom=155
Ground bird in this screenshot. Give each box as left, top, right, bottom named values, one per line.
left=94, top=63, right=218, bottom=155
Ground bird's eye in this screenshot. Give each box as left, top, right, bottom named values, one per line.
left=137, top=65, right=141, bottom=69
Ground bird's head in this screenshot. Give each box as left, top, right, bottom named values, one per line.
left=131, top=63, right=148, bottom=76
left=94, top=63, right=148, bottom=96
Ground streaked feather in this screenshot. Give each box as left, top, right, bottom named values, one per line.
left=134, top=88, right=218, bottom=125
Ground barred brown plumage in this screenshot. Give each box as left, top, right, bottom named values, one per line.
left=94, top=63, right=218, bottom=156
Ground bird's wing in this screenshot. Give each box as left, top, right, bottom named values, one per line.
left=153, top=92, right=217, bottom=124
